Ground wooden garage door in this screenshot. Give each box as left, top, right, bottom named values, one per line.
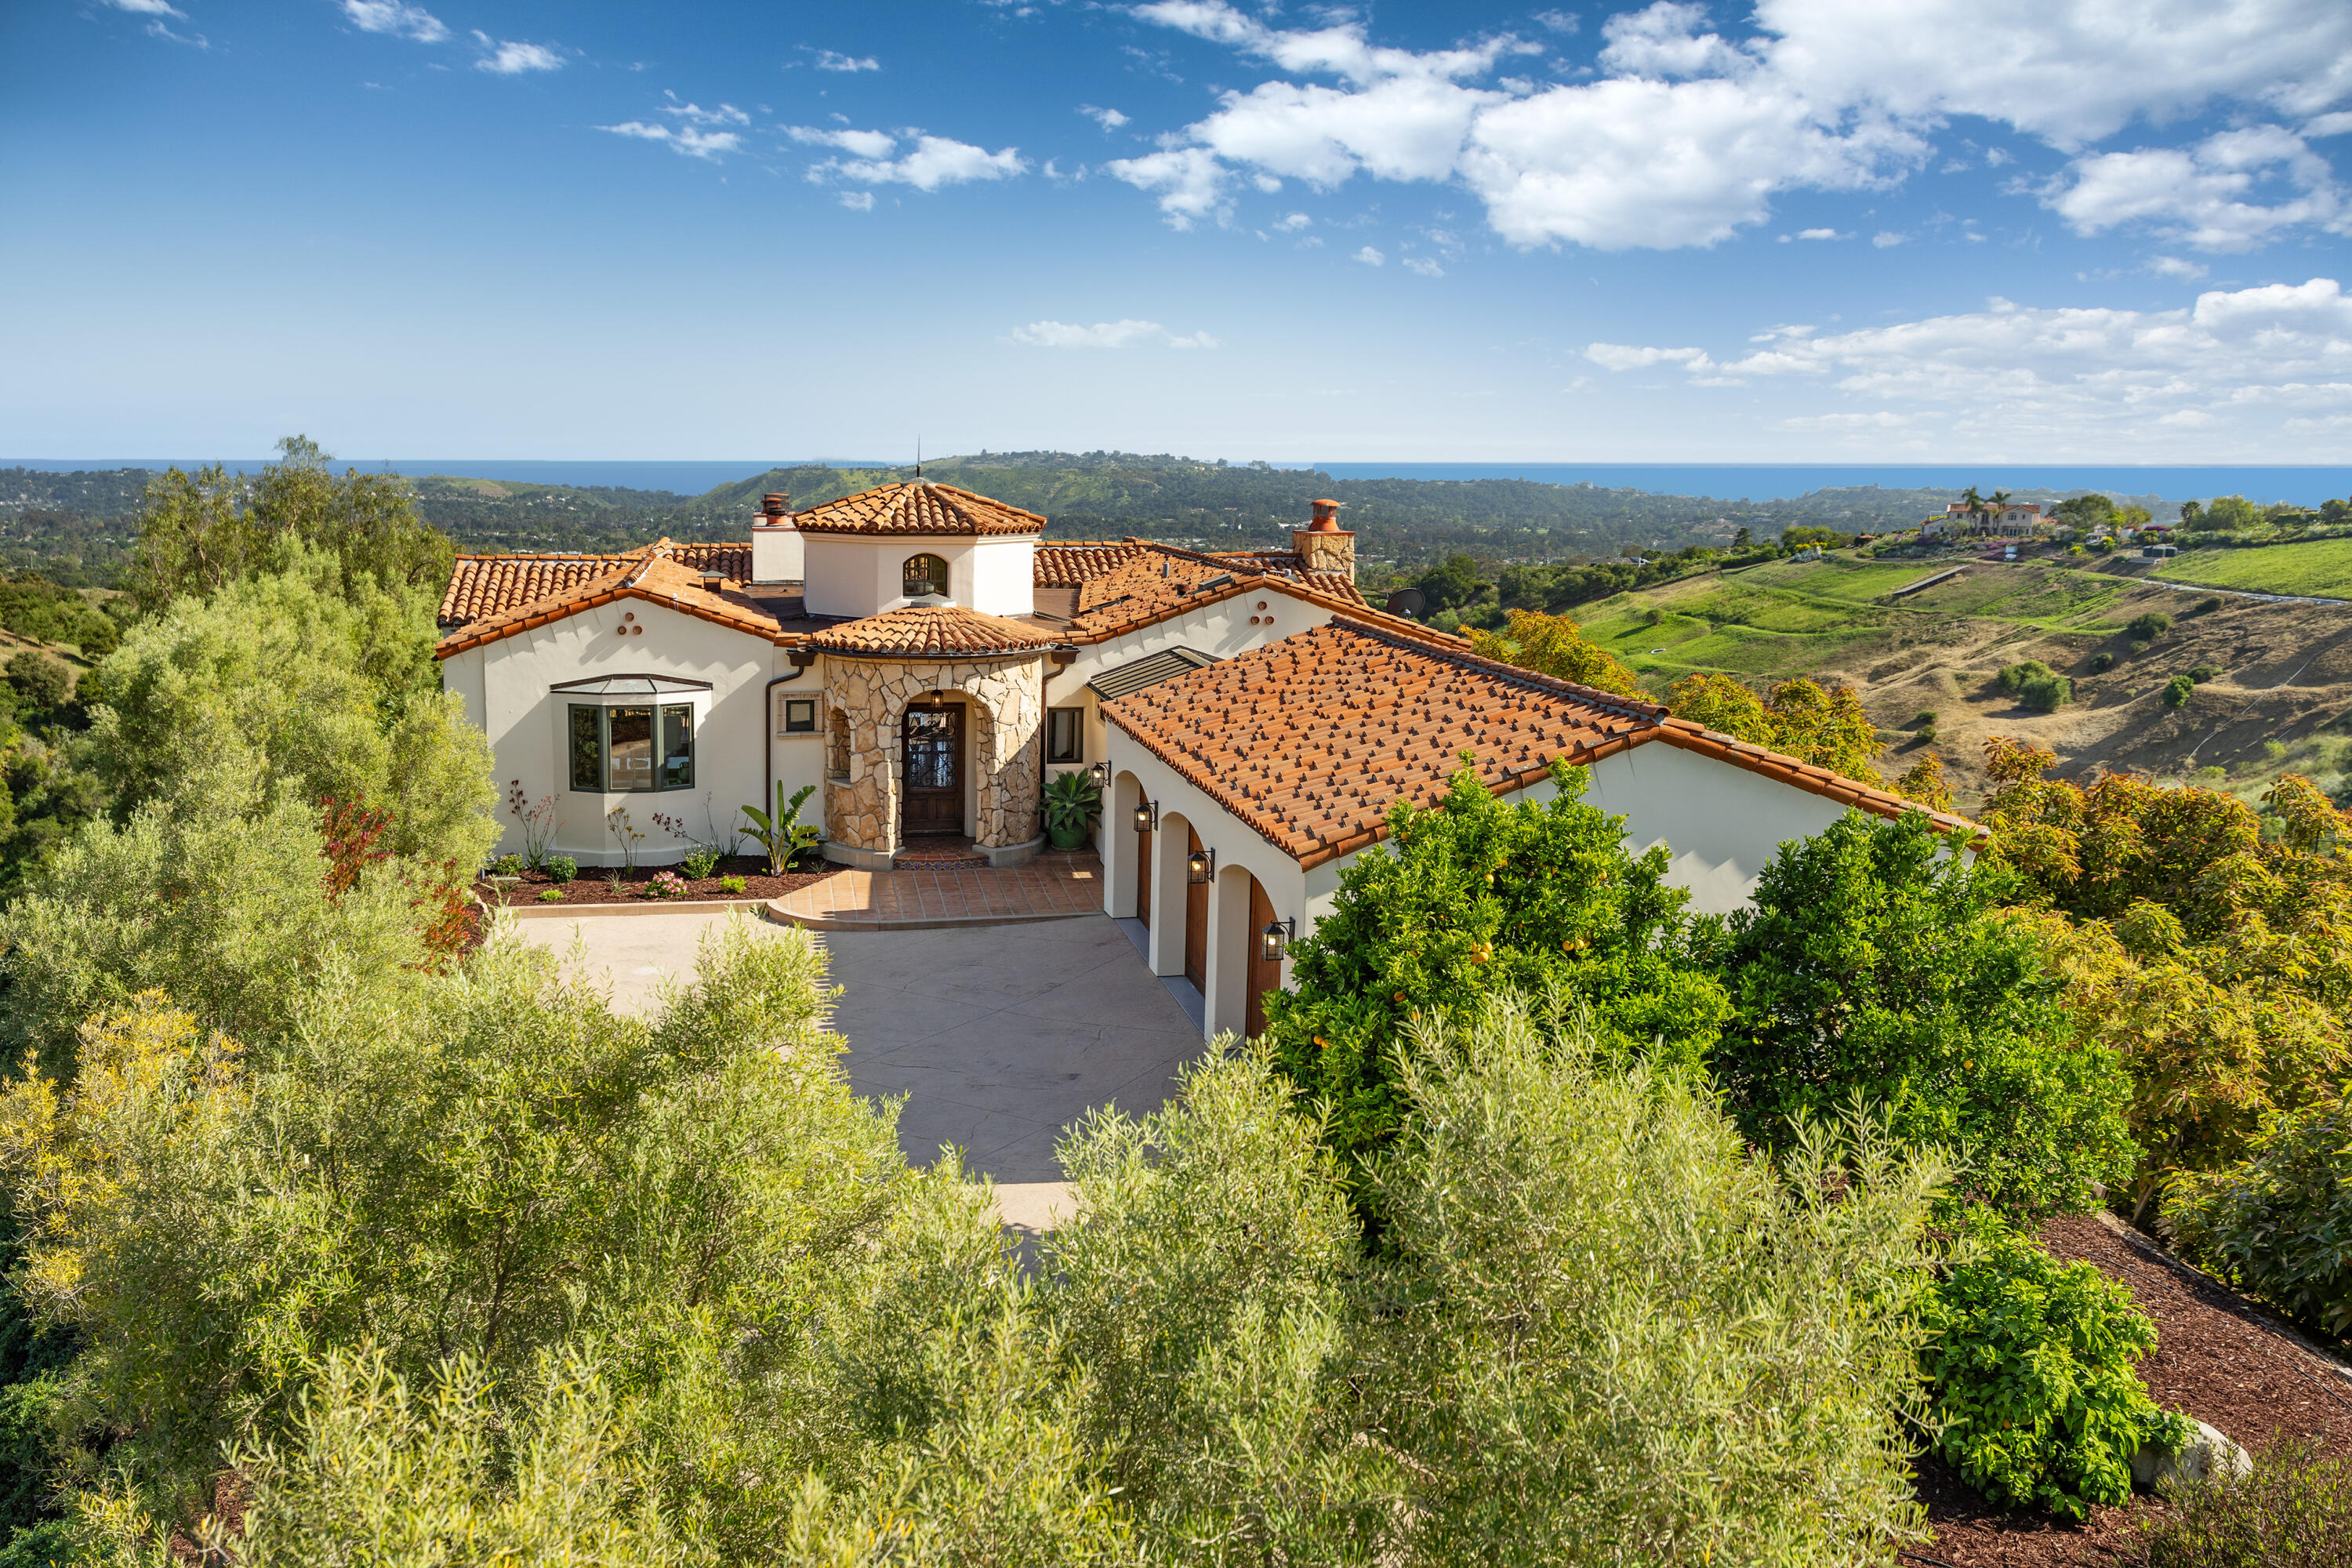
left=1247, top=874, right=1283, bottom=1039
left=1183, top=824, right=1207, bottom=993
left=1136, top=814, right=1152, bottom=927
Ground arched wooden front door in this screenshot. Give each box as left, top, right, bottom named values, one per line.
left=901, top=704, right=964, bottom=837
left=1183, top=824, right=1208, bottom=993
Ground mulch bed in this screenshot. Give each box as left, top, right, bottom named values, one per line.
left=1915, top=1213, right=2352, bottom=1567
left=475, top=855, right=836, bottom=908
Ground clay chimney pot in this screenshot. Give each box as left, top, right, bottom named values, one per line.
left=1309, top=498, right=1342, bottom=532
left=761, top=492, right=789, bottom=517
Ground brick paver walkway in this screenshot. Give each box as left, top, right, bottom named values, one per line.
left=767, top=851, right=1105, bottom=929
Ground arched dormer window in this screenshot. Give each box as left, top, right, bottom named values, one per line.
left=902, top=553, right=949, bottom=599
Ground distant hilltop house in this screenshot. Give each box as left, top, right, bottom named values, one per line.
left=437, top=481, right=1975, bottom=1040
left=1922, top=499, right=2049, bottom=540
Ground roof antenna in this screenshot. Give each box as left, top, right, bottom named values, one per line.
left=915, top=435, right=922, bottom=481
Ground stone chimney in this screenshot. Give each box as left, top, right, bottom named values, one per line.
left=750, top=492, right=803, bottom=585
left=1291, top=498, right=1355, bottom=581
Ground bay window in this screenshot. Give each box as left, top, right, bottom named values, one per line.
left=552, top=676, right=708, bottom=793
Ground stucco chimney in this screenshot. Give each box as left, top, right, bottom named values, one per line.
left=750, top=492, right=803, bottom=585
left=1292, top=498, right=1355, bottom=582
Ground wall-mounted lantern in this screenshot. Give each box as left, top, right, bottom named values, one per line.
left=1187, top=847, right=1215, bottom=884
left=1090, top=760, right=1112, bottom=789
left=1134, top=800, right=1158, bottom=833
left=1259, top=917, right=1296, bottom=965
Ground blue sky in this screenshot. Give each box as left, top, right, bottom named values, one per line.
left=5, top=0, right=2351, bottom=462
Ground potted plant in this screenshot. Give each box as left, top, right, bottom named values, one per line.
left=1042, top=771, right=1102, bottom=851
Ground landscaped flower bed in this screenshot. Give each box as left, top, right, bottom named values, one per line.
left=476, top=855, right=833, bottom=907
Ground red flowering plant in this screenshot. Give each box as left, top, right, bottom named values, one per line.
left=318, top=793, right=475, bottom=967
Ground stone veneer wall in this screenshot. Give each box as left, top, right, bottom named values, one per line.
left=1290, top=526, right=1356, bottom=579
left=820, top=654, right=1045, bottom=854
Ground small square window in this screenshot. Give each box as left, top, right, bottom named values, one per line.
left=782, top=697, right=817, bottom=734
left=1046, top=706, right=1083, bottom=764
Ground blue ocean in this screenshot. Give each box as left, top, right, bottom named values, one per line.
left=9, top=458, right=2348, bottom=506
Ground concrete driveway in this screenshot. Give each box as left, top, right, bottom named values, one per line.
left=514, top=911, right=1204, bottom=1216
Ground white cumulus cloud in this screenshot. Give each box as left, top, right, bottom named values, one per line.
left=813, top=49, right=880, bottom=72
left=661, top=92, right=749, bottom=127
left=340, top=0, right=447, bottom=43
left=2042, top=125, right=2349, bottom=251
left=600, top=122, right=742, bottom=160
left=1005, top=319, right=1218, bottom=349
left=1584, top=276, right=2352, bottom=455
left=839, top=191, right=876, bottom=211
left=792, top=127, right=1027, bottom=191
left=1353, top=245, right=1385, bottom=265
left=102, top=0, right=184, bottom=15
left=1117, top=0, right=2352, bottom=251
left=1081, top=105, right=1131, bottom=131
left=473, top=33, right=561, bottom=74
left=1403, top=256, right=1445, bottom=276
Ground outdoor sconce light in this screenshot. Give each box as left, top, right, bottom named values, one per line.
left=1187, top=847, right=1215, bottom=884
left=1259, top=917, right=1296, bottom=965
left=1134, top=800, right=1158, bottom=833
left=1090, top=760, right=1112, bottom=789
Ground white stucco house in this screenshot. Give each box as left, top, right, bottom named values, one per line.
left=437, top=481, right=1978, bottom=1040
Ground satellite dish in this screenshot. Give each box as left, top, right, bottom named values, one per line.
left=1385, top=588, right=1427, bottom=619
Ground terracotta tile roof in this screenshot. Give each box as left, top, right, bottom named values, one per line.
left=435, top=548, right=790, bottom=658
left=1035, top=542, right=1154, bottom=586
left=804, top=604, right=1055, bottom=658
left=1103, top=618, right=1979, bottom=869
left=791, top=481, right=1044, bottom=538
left=440, top=543, right=750, bottom=627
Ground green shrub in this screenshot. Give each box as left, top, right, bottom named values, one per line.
left=1922, top=1214, right=2189, bottom=1519
left=1914, top=709, right=1939, bottom=726
left=2187, top=665, right=2222, bottom=684
left=85, top=555, right=495, bottom=873
left=2090, top=652, right=2115, bottom=673
left=1713, top=811, right=2136, bottom=1220
left=1997, top=659, right=2055, bottom=694
left=535, top=888, right=561, bottom=902
left=488, top=853, right=525, bottom=877
left=717, top=875, right=746, bottom=895
left=546, top=855, right=576, bottom=884
left=2192, top=596, right=2224, bottom=616
left=1917, top=726, right=1937, bottom=745
left=2165, top=1086, right=2352, bottom=1338
left=1362, top=998, right=1947, bottom=1563
left=2143, top=1436, right=2352, bottom=1567
left=2164, top=674, right=2197, bottom=708
left=1263, top=760, right=1730, bottom=1192
left=681, top=846, right=721, bottom=880
left=2129, top=612, right=2174, bottom=640
left=1998, top=662, right=2071, bottom=711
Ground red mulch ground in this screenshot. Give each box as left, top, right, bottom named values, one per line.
left=1913, top=1213, right=2352, bottom=1567
left=476, top=855, right=836, bottom=908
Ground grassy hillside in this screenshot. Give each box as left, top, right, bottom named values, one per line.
left=2154, top=537, right=2352, bottom=598
left=1569, top=550, right=2352, bottom=811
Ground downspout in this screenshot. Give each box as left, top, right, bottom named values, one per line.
left=764, top=646, right=817, bottom=824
